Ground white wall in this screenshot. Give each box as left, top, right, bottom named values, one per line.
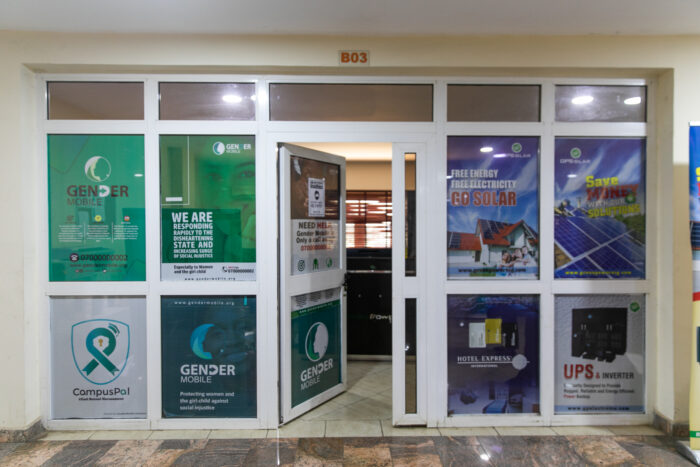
left=0, top=31, right=693, bottom=428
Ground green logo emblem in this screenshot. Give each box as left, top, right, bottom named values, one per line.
left=512, top=143, right=522, bottom=153
left=305, top=322, right=329, bottom=362
left=630, top=302, right=640, bottom=312
left=84, top=156, right=111, bottom=182
left=570, top=148, right=582, bottom=159
left=625, top=193, right=636, bottom=204
left=72, top=320, right=129, bottom=385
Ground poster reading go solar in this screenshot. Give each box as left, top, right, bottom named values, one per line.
left=160, top=136, right=256, bottom=281
left=447, top=136, right=539, bottom=279
left=554, top=138, right=645, bottom=279
left=48, top=135, right=146, bottom=281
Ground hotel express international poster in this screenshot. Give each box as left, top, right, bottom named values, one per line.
left=554, top=138, right=645, bottom=279
left=160, top=136, right=256, bottom=281
left=447, top=136, right=539, bottom=279
left=48, top=134, right=146, bottom=281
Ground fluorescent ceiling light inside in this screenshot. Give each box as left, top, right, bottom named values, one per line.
left=480, top=146, right=493, bottom=153
left=567, top=173, right=577, bottom=178
left=571, top=95, right=594, bottom=105
left=222, top=94, right=242, bottom=104
left=134, top=173, right=144, bottom=177
left=624, top=96, right=642, bottom=105
left=493, top=153, right=506, bottom=158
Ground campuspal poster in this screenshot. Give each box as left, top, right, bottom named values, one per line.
left=447, top=136, right=539, bottom=279
left=291, top=288, right=342, bottom=407
left=160, top=136, right=256, bottom=281
left=554, top=138, right=646, bottom=279
left=447, top=295, right=539, bottom=415
left=161, top=296, right=257, bottom=418
left=289, top=156, right=341, bottom=276
left=50, top=297, right=147, bottom=419
left=48, top=134, right=146, bottom=281
left=555, top=295, right=645, bottom=414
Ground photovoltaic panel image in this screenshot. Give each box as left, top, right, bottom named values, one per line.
left=554, top=137, right=645, bottom=279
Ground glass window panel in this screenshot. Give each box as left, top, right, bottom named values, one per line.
left=555, top=85, right=646, bottom=122
left=48, top=82, right=144, bottom=120
left=159, top=82, right=256, bottom=120
left=447, top=295, right=540, bottom=416
left=269, top=83, right=433, bottom=121
left=405, top=153, right=416, bottom=276
left=346, top=191, right=391, bottom=249
left=447, top=85, right=540, bottom=122
left=405, top=298, right=417, bottom=414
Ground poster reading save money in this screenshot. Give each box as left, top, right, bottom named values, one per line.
left=554, top=295, right=645, bottom=414
left=48, top=134, right=146, bottom=281
left=291, top=288, right=342, bottom=407
left=554, top=138, right=646, bottom=279
left=161, top=296, right=257, bottom=418
left=447, top=295, right=539, bottom=415
left=447, top=136, right=539, bottom=279
left=289, top=156, right=341, bottom=276
left=160, top=135, right=256, bottom=281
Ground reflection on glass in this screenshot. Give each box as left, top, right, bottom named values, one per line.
left=159, top=82, right=256, bottom=120
left=447, top=85, right=540, bottom=122
left=555, top=85, right=646, bottom=122
left=405, top=153, right=417, bottom=276
left=269, top=84, right=433, bottom=121
left=48, top=82, right=144, bottom=120
left=405, top=298, right=417, bottom=414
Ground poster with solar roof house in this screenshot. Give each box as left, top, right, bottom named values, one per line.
left=554, top=138, right=645, bottom=279
left=447, top=136, right=539, bottom=279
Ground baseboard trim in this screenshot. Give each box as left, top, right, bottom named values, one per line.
left=654, top=411, right=689, bottom=438
left=0, top=419, right=45, bottom=443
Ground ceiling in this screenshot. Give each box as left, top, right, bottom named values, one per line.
left=2, top=0, right=700, bottom=36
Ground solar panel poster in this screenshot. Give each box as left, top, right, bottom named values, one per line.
left=554, top=295, right=645, bottom=414
left=447, top=295, right=540, bottom=415
left=554, top=138, right=646, bottom=279
left=447, top=136, right=539, bottom=279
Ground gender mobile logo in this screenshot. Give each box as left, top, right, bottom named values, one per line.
left=190, top=324, right=214, bottom=360
left=71, top=319, right=130, bottom=385
left=213, top=142, right=226, bottom=156
left=84, top=156, right=112, bottom=182
left=305, top=322, right=329, bottom=362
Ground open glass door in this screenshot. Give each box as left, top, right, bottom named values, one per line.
left=279, top=143, right=347, bottom=424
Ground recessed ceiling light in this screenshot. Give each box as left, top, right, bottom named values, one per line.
left=571, top=95, right=594, bottom=105
left=222, top=94, right=242, bottom=104
left=493, top=153, right=506, bottom=158
left=567, top=173, right=577, bottom=178
left=480, top=146, right=493, bottom=153
left=624, top=96, right=642, bottom=105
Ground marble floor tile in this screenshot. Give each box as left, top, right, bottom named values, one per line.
left=326, top=420, right=382, bottom=437
left=273, top=420, right=326, bottom=438
left=148, top=430, right=211, bottom=440
left=380, top=420, right=441, bottom=437
left=140, top=449, right=192, bottom=467
left=94, top=440, right=162, bottom=466
left=615, top=437, right=694, bottom=466
left=294, top=437, right=343, bottom=466
left=323, top=398, right=392, bottom=421
left=244, top=438, right=297, bottom=466
left=479, top=435, right=585, bottom=466
left=343, top=445, right=392, bottom=467
left=157, top=439, right=208, bottom=450
left=495, top=426, right=558, bottom=436
left=169, top=438, right=249, bottom=466
left=0, top=443, right=20, bottom=463
left=89, top=430, right=152, bottom=440
left=40, top=430, right=95, bottom=441
left=438, top=427, right=498, bottom=437
left=41, top=440, right=116, bottom=466
left=605, top=425, right=665, bottom=436
left=552, top=426, right=615, bottom=436
left=207, top=429, right=268, bottom=439
left=386, top=437, right=442, bottom=467
left=0, top=441, right=68, bottom=467
left=566, top=436, right=640, bottom=466
left=433, top=436, right=491, bottom=466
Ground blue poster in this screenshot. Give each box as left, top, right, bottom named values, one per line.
left=447, top=136, right=539, bottom=279
left=690, top=127, right=700, bottom=258
left=554, top=138, right=646, bottom=279
left=447, top=295, right=539, bottom=415
left=161, top=296, right=256, bottom=418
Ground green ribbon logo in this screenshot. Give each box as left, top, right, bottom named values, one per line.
left=82, top=325, right=119, bottom=375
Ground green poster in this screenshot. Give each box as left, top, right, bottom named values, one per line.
left=48, top=135, right=146, bottom=281
left=160, top=135, right=256, bottom=281
left=291, top=288, right=342, bottom=407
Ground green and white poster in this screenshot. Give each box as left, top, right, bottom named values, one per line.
left=161, top=135, right=256, bottom=281
left=48, top=134, right=146, bottom=281
left=291, top=288, right=342, bottom=407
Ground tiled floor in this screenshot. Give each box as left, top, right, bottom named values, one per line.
left=6, top=362, right=691, bottom=465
